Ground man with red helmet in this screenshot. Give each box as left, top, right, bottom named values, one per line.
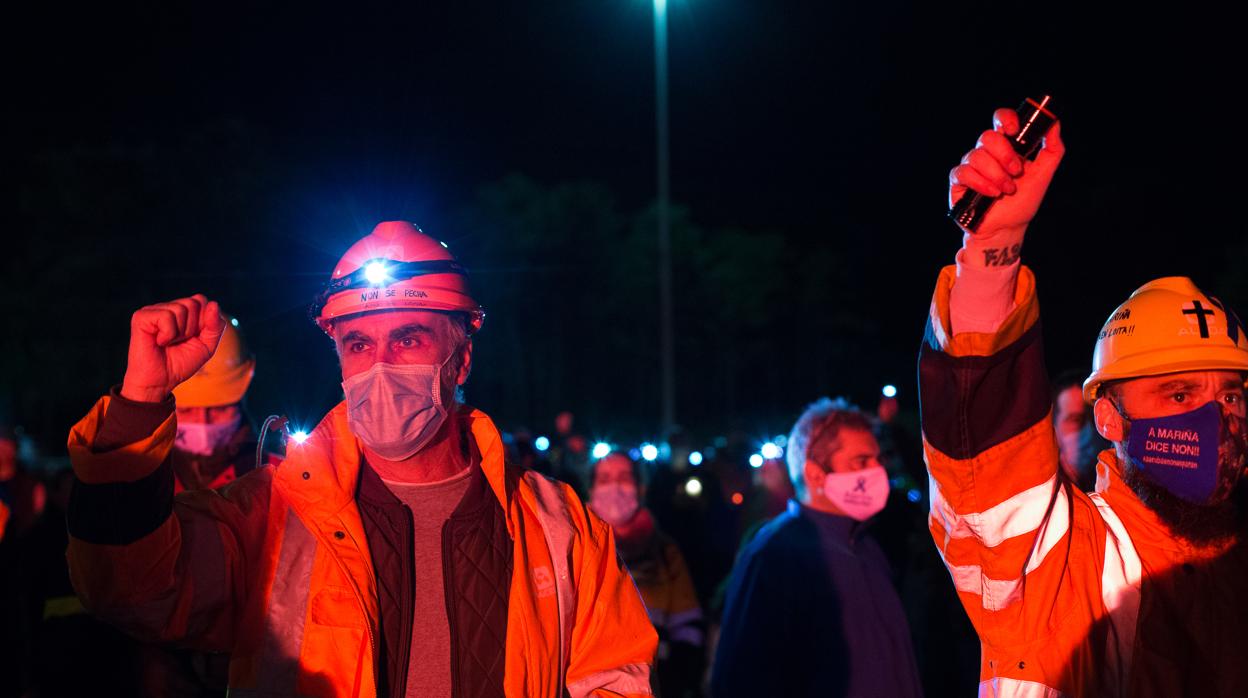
left=65, top=222, right=657, bottom=697
left=922, top=107, right=1248, bottom=696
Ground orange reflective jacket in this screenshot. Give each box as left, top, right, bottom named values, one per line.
left=67, top=398, right=656, bottom=697
left=920, top=265, right=1248, bottom=697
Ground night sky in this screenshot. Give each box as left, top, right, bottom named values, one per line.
left=8, top=1, right=1242, bottom=452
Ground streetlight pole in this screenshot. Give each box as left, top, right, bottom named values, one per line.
left=654, top=0, right=676, bottom=440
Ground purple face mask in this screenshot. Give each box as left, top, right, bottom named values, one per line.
left=1122, top=400, right=1245, bottom=504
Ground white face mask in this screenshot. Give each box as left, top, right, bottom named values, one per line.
left=341, top=356, right=452, bottom=461
left=589, top=483, right=641, bottom=527
left=175, top=416, right=242, bottom=456
left=820, top=465, right=890, bottom=521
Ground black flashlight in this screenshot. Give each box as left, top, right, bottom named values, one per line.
left=949, top=95, right=1057, bottom=232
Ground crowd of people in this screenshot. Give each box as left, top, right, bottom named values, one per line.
left=2, top=103, right=1247, bottom=697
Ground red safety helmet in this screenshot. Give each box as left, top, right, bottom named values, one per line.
left=311, top=221, right=484, bottom=335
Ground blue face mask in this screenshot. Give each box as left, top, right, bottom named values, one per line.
left=1120, top=401, right=1244, bottom=504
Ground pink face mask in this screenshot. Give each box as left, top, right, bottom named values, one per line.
left=589, top=483, right=640, bottom=527
left=821, top=465, right=890, bottom=521
left=176, top=416, right=241, bottom=456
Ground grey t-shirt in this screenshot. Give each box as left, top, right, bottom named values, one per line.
left=382, top=466, right=472, bottom=698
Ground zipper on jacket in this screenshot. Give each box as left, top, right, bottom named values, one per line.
left=323, top=522, right=382, bottom=696
left=441, top=517, right=460, bottom=698
left=395, top=504, right=416, bottom=698
left=367, top=614, right=379, bottom=695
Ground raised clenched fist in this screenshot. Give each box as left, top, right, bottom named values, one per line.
left=948, top=107, right=1064, bottom=261
left=120, top=294, right=227, bottom=403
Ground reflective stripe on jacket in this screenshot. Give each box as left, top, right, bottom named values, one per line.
left=67, top=397, right=656, bottom=697
left=920, top=264, right=1248, bottom=697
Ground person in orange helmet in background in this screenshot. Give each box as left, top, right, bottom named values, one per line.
left=136, top=313, right=269, bottom=697
left=922, top=105, right=1248, bottom=696
left=169, top=313, right=263, bottom=492
left=65, top=221, right=657, bottom=697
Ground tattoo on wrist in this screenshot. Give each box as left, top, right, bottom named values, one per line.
left=982, top=244, right=1021, bottom=267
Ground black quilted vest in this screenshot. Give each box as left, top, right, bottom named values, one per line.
left=356, top=452, right=513, bottom=698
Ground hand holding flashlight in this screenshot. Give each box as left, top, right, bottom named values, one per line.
left=947, top=100, right=1065, bottom=266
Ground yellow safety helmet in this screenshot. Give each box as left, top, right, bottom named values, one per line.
left=172, top=314, right=255, bottom=407
left=1083, top=277, right=1248, bottom=402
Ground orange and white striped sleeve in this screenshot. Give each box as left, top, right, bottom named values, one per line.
left=920, top=263, right=1107, bottom=694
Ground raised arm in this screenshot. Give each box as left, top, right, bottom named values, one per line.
left=920, top=106, right=1077, bottom=651
left=67, top=295, right=269, bottom=650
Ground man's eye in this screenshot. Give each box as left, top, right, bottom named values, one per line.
left=350, top=342, right=368, bottom=353
left=399, top=338, right=417, bottom=348
left=1171, top=393, right=1187, bottom=403
left=1224, top=393, right=1243, bottom=405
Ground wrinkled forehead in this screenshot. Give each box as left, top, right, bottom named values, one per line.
left=1119, top=369, right=1246, bottom=397
left=824, top=426, right=879, bottom=456
left=331, top=308, right=458, bottom=340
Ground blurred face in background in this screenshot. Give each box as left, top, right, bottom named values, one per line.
left=0, top=438, right=16, bottom=481
left=555, top=411, right=574, bottom=436
left=174, top=404, right=244, bottom=456
left=803, top=428, right=883, bottom=514
left=1054, top=386, right=1087, bottom=479
left=877, top=396, right=899, bottom=424
left=755, top=459, right=795, bottom=500
left=176, top=404, right=242, bottom=426
left=589, top=454, right=641, bottom=527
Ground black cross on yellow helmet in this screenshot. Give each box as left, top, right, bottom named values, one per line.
left=1082, top=277, right=1248, bottom=402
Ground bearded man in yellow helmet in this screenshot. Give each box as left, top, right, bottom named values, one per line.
left=64, top=222, right=656, bottom=697
left=921, top=106, right=1248, bottom=696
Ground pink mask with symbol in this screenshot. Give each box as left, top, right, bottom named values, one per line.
left=821, top=465, right=889, bottom=521
left=176, top=416, right=241, bottom=456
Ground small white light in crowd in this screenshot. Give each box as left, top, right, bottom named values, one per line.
left=230, top=317, right=240, bottom=327
left=882, top=384, right=898, bottom=398
left=907, top=489, right=922, bottom=503
left=688, top=451, right=703, bottom=466
left=774, top=435, right=788, bottom=448
left=749, top=453, right=764, bottom=468
left=592, top=442, right=611, bottom=459
left=684, top=477, right=703, bottom=497
left=534, top=436, right=550, bottom=452
left=439, top=241, right=449, bottom=248
left=760, top=442, right=782, bottom=460
left=290, top=430, right=309, bottom=444
left=364, top=261, right=389, bottom=285
left=641, top=443, right=659, bottom=462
